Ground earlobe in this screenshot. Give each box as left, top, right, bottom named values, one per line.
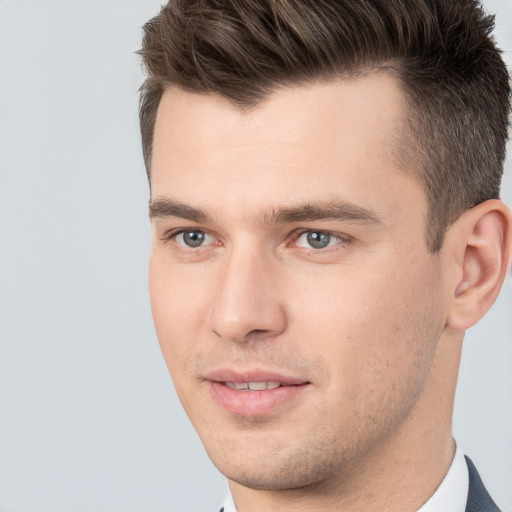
left=446, top=199, right=512, bottom=331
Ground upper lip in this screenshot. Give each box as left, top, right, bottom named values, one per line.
left=205, top=369, right=309, bottom=386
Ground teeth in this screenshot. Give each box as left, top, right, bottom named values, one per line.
left=224, top=381, right=281, bottom=391
left=248, top=382, right=267, bottom=391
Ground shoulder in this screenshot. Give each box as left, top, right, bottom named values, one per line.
left=465, top=456, right=501, bottom=512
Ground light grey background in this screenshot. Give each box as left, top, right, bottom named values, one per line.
left=0, top=1, right=510, bottom=511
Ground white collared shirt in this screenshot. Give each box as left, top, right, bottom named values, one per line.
left=219, top=446, right=469, bottom=512
left=417, top=446, right=469, bottom=512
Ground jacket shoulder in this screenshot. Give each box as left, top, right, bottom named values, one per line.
left=465, top=456, right=501, bottom=512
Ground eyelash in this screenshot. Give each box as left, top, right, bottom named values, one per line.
left=161, top=229, right=217, bottom=250
left=161, top=228, right=351, bottom=252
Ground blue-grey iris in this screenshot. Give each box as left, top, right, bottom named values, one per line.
left=183, top=231, right=205, bottom=247
left=307, top=231, right=330, bottom=249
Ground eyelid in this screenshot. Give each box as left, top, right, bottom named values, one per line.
left=289, top=229, right=352, bottom=249
left=158, top=226, right=351, bottom=251
left=160, top=227, right=217, bottom=248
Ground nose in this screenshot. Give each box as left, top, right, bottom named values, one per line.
left=209, top=248, right=288, bottom=343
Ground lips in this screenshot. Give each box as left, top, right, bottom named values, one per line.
left=206, top=369, right=308, bottom=386
left=206, top=370, right=310, bottom=416
left=224, top=381, right=282, bottom=390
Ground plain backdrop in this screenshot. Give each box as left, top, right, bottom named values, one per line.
left=0, top=1, right=511, bottom=511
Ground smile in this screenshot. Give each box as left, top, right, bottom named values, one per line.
left=207, top=374, right=310, bottom=416
left=224, top=381, right=282, bottom=391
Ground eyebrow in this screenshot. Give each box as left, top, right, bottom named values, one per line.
left=267, top=201, right=383, bottom=225
left=149, top=198, right=209, bottom=223
left=149, top=197, right=383, bottom=226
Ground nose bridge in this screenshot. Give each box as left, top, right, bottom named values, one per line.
left=209, top=240, right=287, bottom=343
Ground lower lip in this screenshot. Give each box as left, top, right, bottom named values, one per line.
left=209, top=382, right=309, bottom=416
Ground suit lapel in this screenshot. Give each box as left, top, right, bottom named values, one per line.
left=464, top=456, right=501, bottom=512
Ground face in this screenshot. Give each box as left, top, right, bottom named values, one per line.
left=149, top=75, right=448, bottom=491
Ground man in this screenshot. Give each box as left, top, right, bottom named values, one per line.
left=138, top=1, right=511, bottom=511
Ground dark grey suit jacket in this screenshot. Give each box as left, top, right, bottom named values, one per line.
left=219, top=456, right=502, bottom=512
left=465, top=456, right=501, bottom=512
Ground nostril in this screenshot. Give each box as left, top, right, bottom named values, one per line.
left=209, top=285, right=288, bottom=343
left=247, top=329, right=269, bottom=337
left=212, top=328, right=270, bottom=343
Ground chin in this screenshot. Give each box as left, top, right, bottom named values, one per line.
left=221, top=464, right=316, bottom=491
left=205, top=437, right=349, bottom=491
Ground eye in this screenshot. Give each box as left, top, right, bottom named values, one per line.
left=295, top=230, right=344, bottom=249
left=175, top=230, right=213, bottom=248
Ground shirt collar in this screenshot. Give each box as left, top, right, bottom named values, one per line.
left=219, top=445, right=469, bottom=512
left=219, top=492, right=237, bottom=512
left=417, top=444, right=469, bottom=512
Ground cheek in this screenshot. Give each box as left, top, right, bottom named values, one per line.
left=148, top=252, right=208, bottom=375
left=292, top=253, right=443, bottom=394
left=148, top=255, right=214, bottom=420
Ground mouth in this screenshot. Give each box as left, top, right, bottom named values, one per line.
left=206, top=372, right=310, bottom=416
left=224, top=381, right=283, bottom=391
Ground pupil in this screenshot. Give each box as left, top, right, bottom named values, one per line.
left=183, top=231, right=205, bottom=247
left=307, top=231, right=330, bottom=249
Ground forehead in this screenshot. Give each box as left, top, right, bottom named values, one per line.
left=150, top=74, right=423, bottom=225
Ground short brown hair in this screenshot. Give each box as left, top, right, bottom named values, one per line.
left=139, top=0, right=510, bottom=251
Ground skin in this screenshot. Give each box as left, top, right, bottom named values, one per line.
left=148, top=74, right=511, bottom=512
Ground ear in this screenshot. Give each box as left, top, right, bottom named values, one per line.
left=446, top=199, right=512, bottom=331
